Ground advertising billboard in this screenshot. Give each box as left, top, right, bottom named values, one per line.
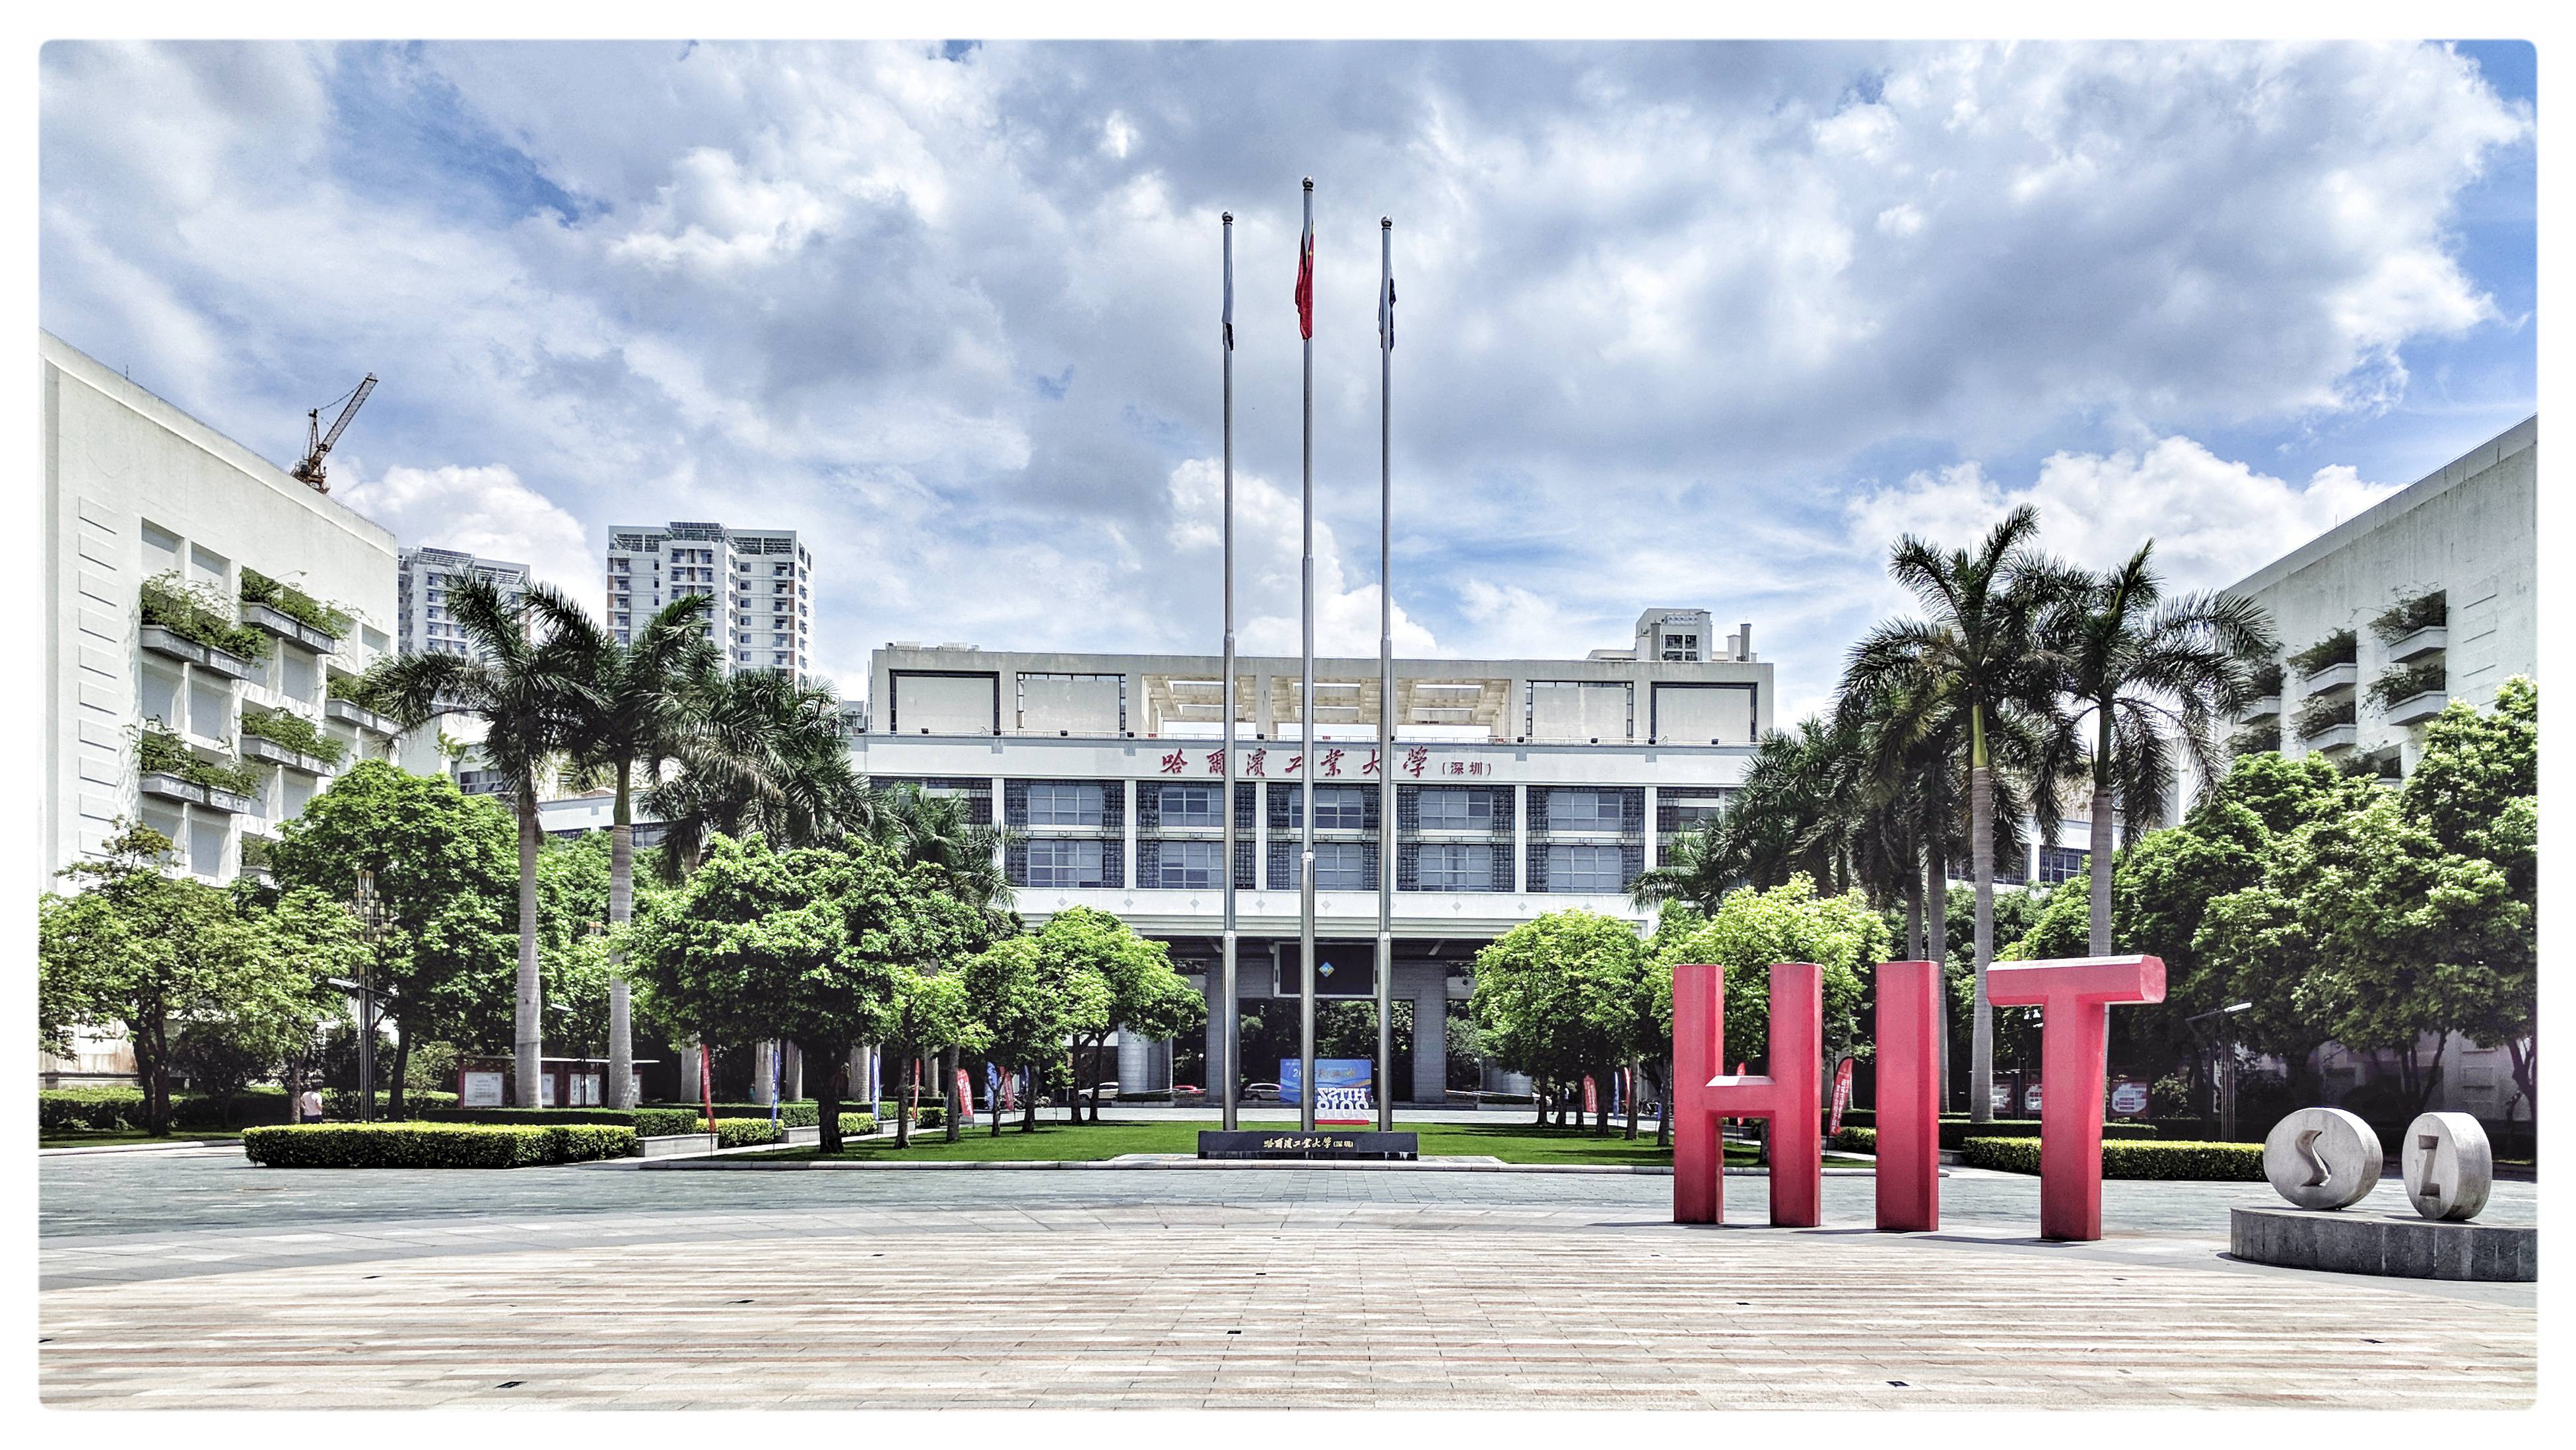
left=1279, top=1057, right=1373, bottom=1105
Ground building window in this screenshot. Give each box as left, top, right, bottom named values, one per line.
left=1158, top=784, right=1220, bottom=826
left=1028, top=839, right=1107, bottom=888
left=1547, top=789, right=1623, bottom=830
left=1418, top=843, right=1493, bottom=891
left=2039, top=846, right=2089, bottom=885
left=1312, top=842, right=1370, bottom=889
left=1155, top=841, right=1223, bottom=889
left=1287, top=785, right=1369, bottom=829
left=1416, top=787, right=1492, bottom=831
left=1028, top=781, right=1106, bottom=826
left=1547, top=845, right=1623, bottom=892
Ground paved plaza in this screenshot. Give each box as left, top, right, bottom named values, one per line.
left=39, top=1147, right=2538, bottom=1409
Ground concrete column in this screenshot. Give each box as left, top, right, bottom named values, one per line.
left=1122, top=778, right=1138, bottom=889
left=1411, top=985, right=1447, bottom=1104
left=1116, top=1027, right=1149, bottom=1095
left=678, top=1039, right=702, bottom=1103
left=1513, top=784, right=1529, bottom=893
left=846, top=1045, right=868, bottom=1105
left=784, top=1042, right=804, bottom=1101
left=1643, top=785, right=1658, bottom=870
left=750, top=1041, right=776, bottom=1106
left=1255, top=773, right=1270, bottom=889
left=992, top=775, right=1007, bottom=880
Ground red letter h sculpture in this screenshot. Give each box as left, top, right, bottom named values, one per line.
left=1674, top=962, right=1821, bottom=1227
left=1985, top=955, right=2165, bottom=1241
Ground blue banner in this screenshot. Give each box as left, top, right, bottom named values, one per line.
left=1279, top=1058, right=1373, bottom=1106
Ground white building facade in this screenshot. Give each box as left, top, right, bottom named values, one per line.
left=397, top=545, right=528, bottom=658
left=605, top=522, right=815, bottom=679
left=850, top=615, right=1773, bottom=1101
left=40, top=329, right=421, bottom=1083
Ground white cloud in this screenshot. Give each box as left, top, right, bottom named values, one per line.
left=1845, top=435, right=2402, bottom=593
left=336, top=463, right=597, bottom=603
left=1165, top=457, right=1438, bottom=658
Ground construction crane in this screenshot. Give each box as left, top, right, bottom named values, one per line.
left=290, top=373, right=378, bottom=493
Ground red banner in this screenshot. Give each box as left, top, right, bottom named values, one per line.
left=700, top=1043, right=715, bottom=1134
left=1582, top=1075, right=1598, bottom=1115
left=1829, top=1057, right=1856, bottom=1135
left=955, top=1068, right=976, bottom=1125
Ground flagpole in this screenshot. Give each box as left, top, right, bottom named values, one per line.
left=1374, top=214, right=1395, bottom=1134
left=1297, top=176, right=1318, bottom=1135
left=1219, top=211, right=1239, bottom=1134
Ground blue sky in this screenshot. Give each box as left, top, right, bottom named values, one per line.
left=40, top=40, right=2536, bottom=718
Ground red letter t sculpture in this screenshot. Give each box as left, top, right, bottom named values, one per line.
left=1673, top=961, right=1822, bottom=1227
left=1985, top=954, right=2166, bottom=1241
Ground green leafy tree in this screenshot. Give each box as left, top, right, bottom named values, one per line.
left=2400, top=677, right=2538, bottom=1109
left=38, top=827, right=347, bottom=1134
left=1650, top=876, right=1886, bottom=1076
left=364, top=576, right=598, bottom=1105
left=648, top=667, right=871, bottom=878
left=965, top=934, right=1108, bottom=1134
left=1027, top=907, right=1200, bottom=1124
left=1472, top=910, right=1655, bottom=1131
left=261, top=761, right=519, bottom=1113
left=1837, top=504, right=2073, bottom=1121
left=629, top=833, right=993, bottom=1154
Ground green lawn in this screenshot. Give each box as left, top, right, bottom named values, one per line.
left=751, top=1120, right=1872, bottom=1167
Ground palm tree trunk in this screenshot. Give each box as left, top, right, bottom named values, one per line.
left=1926, top=844, right=1950, bottom=1113
left=388, top=1021, right=412, bottom=1119
left=1905, top=846, right=1924, bottom=961
left=1969, top=714, right=1996, bottom=1125
left=2088, top=780, right=2115, bottom=956
left=608, top=759, right=635, bottom=1108
left=943, top=1046, right=962, bottom=1143
left=515, top=785, right=543, bottom=1108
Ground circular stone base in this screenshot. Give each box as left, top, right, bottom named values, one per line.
left=2231, top=1206, right=2536, bottom=1282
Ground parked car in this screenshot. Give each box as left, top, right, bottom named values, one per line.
left=1171, top=1084, right=1206, bottom=1101
left=1243, top=1082, right=1282, bottom=1103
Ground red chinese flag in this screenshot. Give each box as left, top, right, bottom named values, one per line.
left=1293, top=211, right=1314, bottom=339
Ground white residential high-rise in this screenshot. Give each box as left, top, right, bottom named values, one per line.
left=604, top=522, right=815, bottom=678
left=397, top=545, right=529, bottom=658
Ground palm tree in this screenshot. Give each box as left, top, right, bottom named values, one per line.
left=645, top=666, right=869, bottom=877
left=559, top=595, right=722, bottom=1107
left=2043, top=543, right=2275, bottom=953
left=1839, top=505, right=2074, bottom=1122
left=866, top=784, right=1014, bottom=914
left=1631, top=718, right=1856, bottom=912
left=364, top=576, right=595, bottom=1107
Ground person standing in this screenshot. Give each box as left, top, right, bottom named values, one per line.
left=298, top=1088, right=325, bottom=1124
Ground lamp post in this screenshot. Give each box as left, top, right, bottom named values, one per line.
left=348, top=870, right=388, bottom=1122
left=2185, top=1001, right=2253, bottom=1140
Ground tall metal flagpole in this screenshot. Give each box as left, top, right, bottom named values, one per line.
left=1297, top=176, right=1318, bottom=1134
left=1219, top=212, right=1239, bottom=1134
left=1374, top=215, right=1395, bottom=1133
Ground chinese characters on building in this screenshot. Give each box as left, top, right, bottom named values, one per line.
left=1157, top=746, right=1498, bottom=778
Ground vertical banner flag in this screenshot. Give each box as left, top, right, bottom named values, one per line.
left=700, top=1043, right=715, bottom=1134
left=955, top=1068, right=976, bottom=1125
left=1378, top=256, right=1395, bottom=349
left=1829, top=1057, right=1856, bottom=1136
left=1294, top=203, right=1315, bottom=339
left=1582, top=1074, right=1599, bottom=1115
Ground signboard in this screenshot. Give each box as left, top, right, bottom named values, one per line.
left=459, top=1070, right=505, bottom=1107
left=2022, top=1082, right=2044, bottom=1113
left=1990, top=1080, right=2015, bottom=1113
left=539, top=1072, right=557, bottom=1107
left=570, top=1072, right=603, bottom=1107
left=1198, top=1130, right=1419, bottom=1161
left=1278, top=1057, right=1372, bottom=1107
left=2109, top=1079, right=2150, bottom=1117
left=1274, top=942, right=1378, bottom=999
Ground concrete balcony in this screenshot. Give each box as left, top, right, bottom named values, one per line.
left=2385, top=691, right=2450, bottom=726
left=325, top=697, right=400, bottom=736
left=2305, top=722, right=2358, bottom=754
left=2387, top=626, right=2448, bottom=662
left=138, top=625, right=207, bottom=666
left=2237, top=696, right=2281, bottom=724
left=139, top=773, right=207, bottom=806
left=242, top=602, right=340, bottom=654
left=240, top=734, right=330, bottom=775
left=199, top=784, right=260, bottom=815
left=2301, top=661, right=2358, bottom=696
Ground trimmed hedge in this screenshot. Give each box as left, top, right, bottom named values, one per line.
left=669, top=1101, right=822, bottom=1128
left=1831, top=1126, right=1877, bottom=1154
left=713, top=1118, right=784, bottom=1148
left=422, top=1107, right=706, bottom=1138
left=241, top=1122, right=635, bottom=1168
left=1958, top=1136, right=2264, bottom=1181
left=323, top=1090, right=460, bottom=1119
left=838, top=1113, right=879, bottom=1137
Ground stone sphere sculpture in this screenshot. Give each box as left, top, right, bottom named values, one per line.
left=2262, top=1107, right=2384, bottom=1210
left=2400, top=1112, right=2493, bottom=1222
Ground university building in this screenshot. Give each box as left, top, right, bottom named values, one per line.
left=844, top=609, right=1771, bottom=1101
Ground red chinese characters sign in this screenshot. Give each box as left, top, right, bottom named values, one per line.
left=1161, top=748, right=1502, bottom=778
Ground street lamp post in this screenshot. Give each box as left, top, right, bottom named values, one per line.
left=2185, top=1002, right=2253, bottom=1140
left=349, top=870, right=388, bottom=1122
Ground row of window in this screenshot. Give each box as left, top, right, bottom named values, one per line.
left=1021, top=838, right=1631, bottom=893
left=1017, top=782, right=1639, bottom=831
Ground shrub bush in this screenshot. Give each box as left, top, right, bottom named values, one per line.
left=240, top=1122, right=634, bottom=1168
left=1957, top=1136, right=2264, bottom=1180
left=423, top=1107, right=705, bottom=1138
left=40, top=1089, right=145, bottom=1132
left=1831, top=1126, right=1876, bottom=1154
left=713, top=1118, right=784, bottom=1148
left=837, top=1113, right=879, bottom=1138
left=675, top=1101, right=821, bottom=1128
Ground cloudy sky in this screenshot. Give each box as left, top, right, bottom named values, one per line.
left=40, top=39, right=2535, bottom=720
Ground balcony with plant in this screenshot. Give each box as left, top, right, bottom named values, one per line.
left=2286, top=627, right=2357, bottom=677
left=137, top=726, right=267, bottom=800
left=2367, top=659, right=2449, bottom=724
left=2227, top=719, right=2281, bottom=757
left=2369, top=589, right=2446, bottom=643
left=139, top=572, right=273, bottom=665
left=2293, top=693, right=2357, bottom=740
left=239, top=567, right=353, bottom=646
left=238, top=707, right=350, bottom=769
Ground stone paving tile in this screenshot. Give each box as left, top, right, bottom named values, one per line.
left=40, top=1211, right=2534, bottom=1410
